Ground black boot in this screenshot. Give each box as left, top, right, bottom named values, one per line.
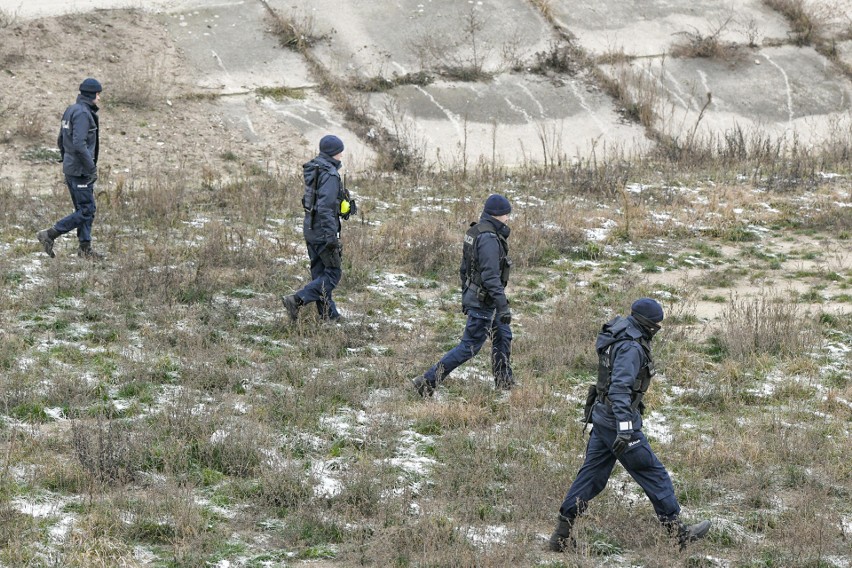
left=667, top=519, right=711, bottom=550
left=548, top=516, right=575, bottom=552
left=494, top=375, right=515, bottom=391
left=77, top=241, right=104, bottom=260
left=36, top=228, right=60, bottom=258
left=411, top=375, right=435, bottom=398
left=281, top=294, right=302, bottom=322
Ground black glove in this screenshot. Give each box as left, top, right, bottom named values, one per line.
left=86, top=171, right=98, bottom=185
left=349, top=199, right=357, bottom=216
left=497, top=309, right=512, bottom=325
left=612, top=433, right=631, bottom=457
left=324, top=240, right=338, bottom=252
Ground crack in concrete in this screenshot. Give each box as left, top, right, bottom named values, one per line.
left=569, top=80, right=608, bottom=132
left=762, top=52, right=794, bottom=128
left=414, top=85, right=462, bottom=135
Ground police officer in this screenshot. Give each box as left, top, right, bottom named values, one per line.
left=281, top=135, right=355, bottom=322
left=549, top=298, right=711, bottom=552
left=37, top=77, right=104, bottom=260
left=412, top=194, right=514, bottom=396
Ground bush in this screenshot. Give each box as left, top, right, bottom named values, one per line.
left=716, top=293, right=822, bottom=360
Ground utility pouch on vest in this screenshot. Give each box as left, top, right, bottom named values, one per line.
left=319, top=244, right=342, bottom=269
left=302, top=166, right=320, bottom=228
left=583, top=383, right=597, bottom=423
left=464, top=282, right=491, bottom=305
left=501, top=257, right=513, bottom=287
left=476, top=284, right=489, bottom=304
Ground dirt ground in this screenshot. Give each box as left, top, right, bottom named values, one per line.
left=0, top=9, right=305, bottom=197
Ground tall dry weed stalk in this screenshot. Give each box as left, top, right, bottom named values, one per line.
left=718, top=293, right=821, bottom=360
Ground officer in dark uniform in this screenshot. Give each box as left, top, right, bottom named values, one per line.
left=37, top=77, right=104, bottom=260
left=549, top=298, right=711, bottom=551
left=412, top=194, right=514, bottom=396
left=281, top=135, right=356, bottom=323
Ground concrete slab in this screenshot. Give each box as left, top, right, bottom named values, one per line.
left=550, top=0, right=790, bottom=57
left=258, top=95, right=376, bottom=171
left=802, top=0, right=852, bottom=38
left=0, top=0, right=170, bottom=20
left=159, top=0, right=311, bottom=92
left=611, top=44, right=852, bottom=144
left=369, top=74, right=647, bottom=167
left=6, top=0, right=850, bottom=168
left=839, top=39, right=852, bottom=69
left=266, top=0, right=554, bottom=78
left=261, top=0, right=647, bottom=166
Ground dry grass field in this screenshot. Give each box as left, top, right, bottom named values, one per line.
left=1, top=4, right=851, bottom=568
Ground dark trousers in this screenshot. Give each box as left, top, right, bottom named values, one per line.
left=54, top=175, right=96, bottom=243
left=424, top=307, right=513, bottom=385
left=296, top=242, right=341, bottom=320
left=558, top=425, right=680, bottom=524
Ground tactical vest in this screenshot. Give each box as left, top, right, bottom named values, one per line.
left=595, top=320, right=655, bottom=413
left=462, top=221, right=511, bottom=303
left=302, top=164, right=321, bottom=228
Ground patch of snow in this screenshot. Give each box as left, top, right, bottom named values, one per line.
left=12, top=494, right=74, bottom=521
left=585, top=218, right=618, bottom=242
left=133, top=546, right=157, bottom=564
left=184, top=216, right=210, bottom=228
left=513, top=195, right=545, bottom=206
left=44, top=407, right=65, bottom=421
left=643, top=412, right=672, bottom=444
left=49, top=515, right=75, bottom=544
left=311, top=460, right=345, bottom=497
left=465, top=524, right=510, bottom=546
left=389, top=430, right=436, bottom=478
left=210, top=429, right=229, bottom=444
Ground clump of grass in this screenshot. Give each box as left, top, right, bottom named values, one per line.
left=14, top=109, right=46, bottom=141
left=267, top=8, right=321, bottom=52
left=107, top=58, right=171, bottom=108
left=0, top=7, right=17, bottom=28
left=715, top=292, right=822, bottom=360
left=255, top=85, right=306, bottom=101
left=179, top=91, right=222, bottom=101
left=21, top=146, right=60, bottom=163
left=670, top=18, right=745, bottom=61
left=529, top=41, right=582, bottom=75
left=594, top=60, right=662, bottom=129
left=762, top=0, right=824, bottom=46
left=71, top=416, right=144, bottom=484
left=408, top=5, right=496, bottom=83
left=350, top=71, right=434, bottom=92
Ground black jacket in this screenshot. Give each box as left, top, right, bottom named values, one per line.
left=302, top=153, right=344, bottom=246
left=591, top=316, right=652, bottom=433
left=460, top=213, right=511, bottom=312
left=58, top=94, right=99, bottom=178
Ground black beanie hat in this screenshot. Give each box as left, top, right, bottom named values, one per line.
left=319, top=135, right=344, bottom=156
left=79, top=77, right=103, bottom=95
left=631, top=298, right=664, bottom=323
left=483, top=194, right=512, bottom=216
